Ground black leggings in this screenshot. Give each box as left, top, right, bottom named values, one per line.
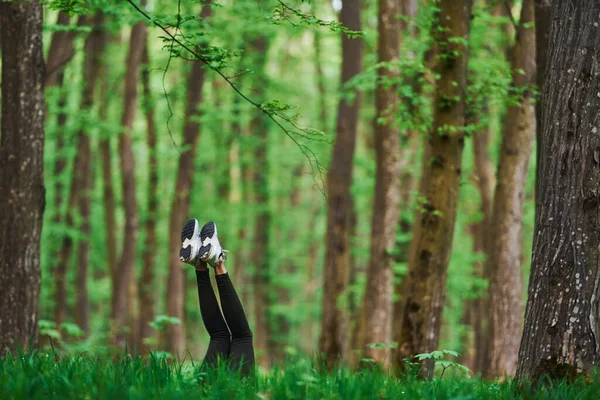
left=195, top=270, right=255, bottom=376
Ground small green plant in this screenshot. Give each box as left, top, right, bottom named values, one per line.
left=415, top=349, right=472, bottom=379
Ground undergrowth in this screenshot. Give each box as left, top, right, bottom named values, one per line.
left=0, top=351, right=599, bottom=399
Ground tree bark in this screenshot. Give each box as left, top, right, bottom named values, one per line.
left=138, top=43, right=159, bottom=352
left=319, top=0, right=363, bottom=368
left=534, top=0, right=552, bottom=201
left=0, top=0, right=45, bottom=355
left=486, top=0, right=536, bottom=378
left=166, top=3, right=212, bottom=355
left=360, top=0, right=401, bottom=366
left=395, top=0, right=473, bottom=379
left=111, top=13, right=147, bottom=346
left=516, top=0, right=600, bottom=382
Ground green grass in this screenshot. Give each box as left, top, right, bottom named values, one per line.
left=1, top=352, right=599, bottom=399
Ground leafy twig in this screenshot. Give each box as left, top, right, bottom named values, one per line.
left=125, top=0, right=327, bottom=193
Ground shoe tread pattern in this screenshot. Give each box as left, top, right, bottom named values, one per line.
left=200, top=221, right=215, bottom=241
left=181, top=219, right=196, bottom=242
left=199, top=221, right=215, bottom=259
left=180, top=219, right=196, bottom=260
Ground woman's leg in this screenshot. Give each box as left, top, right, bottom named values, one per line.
left=195, top=267, right=231, bottom=367
left=214, top=259, right=255, bottom=376
left=181, top=219, right=231, bottom=367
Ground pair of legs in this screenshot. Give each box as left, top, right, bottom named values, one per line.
left=194, top=260, right=255, bottom=375
left=181, top=220, right=255, bottom=376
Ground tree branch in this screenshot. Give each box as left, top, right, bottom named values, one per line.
left=125, top=0, right=327, bottom=193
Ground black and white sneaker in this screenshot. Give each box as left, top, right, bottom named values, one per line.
left=179, top=219, right=204, bottom=267
left=198, top=221, right=228, bottom=268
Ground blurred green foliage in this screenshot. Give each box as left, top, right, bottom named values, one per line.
left=38, top=0, right=535, bottom=361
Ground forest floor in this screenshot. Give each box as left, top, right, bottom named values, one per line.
left=1, top=352, right=599, bottom=399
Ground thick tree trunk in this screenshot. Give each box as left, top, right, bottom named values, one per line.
left=111, top=15, right=147, bottom=346
left=486, top=0, right=535, bottom=378
left=319, top=0, right=363, bottom=368
left=138, top=43, right=159, bottom=352
left=395, top=0, right=472, bottom=379
left=166, top=3, right=212, bottom=355
left=0, top=0, right=45, bottom=355
left=516, top=1, right=600, bottom=381
left=360, top=0, right=401, bottom=366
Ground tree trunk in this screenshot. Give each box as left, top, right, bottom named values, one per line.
left=298, top=28, right=329, bottom=353
left=246, top=35, right=273, bottom=367
left=461, top=0, right=511, bottom=373
left=516, top=0, right=600, bottom=382
left=312, top=6, right=328, bottom=132
left=319, top=0, right=363, bottom=368
left=45, top=12, right=74, bottom=88
left=395, top=0, right=472, bottom=379
left=389, top=0, right=420, bottom=363
left=213, top=78, right=232, bottom=202
left=48, top=13, right=77, bottom=328
left=111, top=13, right=147, bottom=346
left=166, top=3, right=212, bottom=355
left=468, top=112, right=495, bottom=374
left=72, top=13, right=107, bottom=335
left=138, top=43, right=159, bottom=352
left=486, top=0, right=535, bottom=378
left=230, top=94, right=248, bottom=294
left=0, top=0, right=45, bottom=355
left=98, top=76, right=118, bottom=284
left=360, top=0, right=401, bottom=366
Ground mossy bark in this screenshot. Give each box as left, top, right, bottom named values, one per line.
left=395, top=0, right=473, bottom=379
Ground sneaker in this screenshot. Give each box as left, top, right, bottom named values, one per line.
left=198, top=221, right=228, bottom=268
left=179, top=219, right=204, bottom=267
